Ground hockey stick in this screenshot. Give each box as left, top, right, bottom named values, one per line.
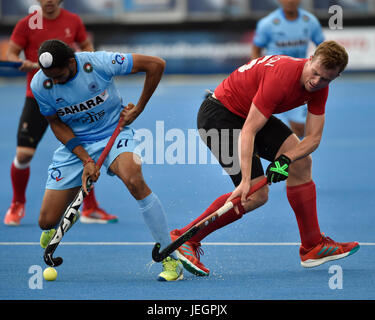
left=152, top=177, right=268, bottom=262
left=44, top=116, right=124, bottom=267
left=0, top=61, right=22, bottom=68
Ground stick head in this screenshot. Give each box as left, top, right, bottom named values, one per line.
left=44, top=253, right=63, bottom=267
left=44, top=236, right=64, bottom=267
left=152, top=243, right=164, bottom=262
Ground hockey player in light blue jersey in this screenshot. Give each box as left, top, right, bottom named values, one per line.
left=251, top=0, right=324, bottom=138
left=31, top=39, right=183, bottom=282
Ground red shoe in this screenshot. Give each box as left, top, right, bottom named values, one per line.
left=80, top=207, right=118, bottom=224
left=4, top=202, right=25, bottom=226
left=300, top=234, right=360, bottom=268
left=170, top=229, right=210, bottom=276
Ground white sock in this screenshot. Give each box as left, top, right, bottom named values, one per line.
left=137, top=192, right=177, bottom=260
left=13, top=156, right=31, bottom=170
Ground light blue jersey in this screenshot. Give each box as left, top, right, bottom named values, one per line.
left=253, top=8, right=324, bottom=127
left=253, top=8, right=324, bottom=58
left=31, top=51, right=133, bottom=142
left=30, top=51, right=142, bottom=190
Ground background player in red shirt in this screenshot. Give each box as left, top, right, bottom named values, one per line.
left=4, top=0, right=117, bottom=225
left=170, top=41, right=359, bottom=277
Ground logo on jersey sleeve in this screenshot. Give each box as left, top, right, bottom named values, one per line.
left=83, top=62, right=93, bottom=73
left=56, top=90, right=109, bottom=117
left=43, top=79, right=53, bottom=90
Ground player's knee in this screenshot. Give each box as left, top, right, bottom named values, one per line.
left=16, top=153, right=33, bottom=164
left=288, top=155, right=312, bottom=181
left=253, top=185, right=269, bottom=207
left=38, top=212, right=57, bottom=230
left=243, top=184, right=269, bottom=213
left=257, top=186, right=269, bottom=206
left=16, top=147, right=35, bottom=164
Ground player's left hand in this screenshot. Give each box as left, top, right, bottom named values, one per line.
left=119, top=103, right=140, bottom=129
left=266, top=154, right=291, bottom=183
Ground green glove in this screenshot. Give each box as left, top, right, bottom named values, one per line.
left=266, top=154, right=291, bottom=183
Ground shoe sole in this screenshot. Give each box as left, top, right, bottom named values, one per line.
left=176, top=251, right=209, bottom=277
left=80, top=216, right=118, bottom=224
left=4, top=221, right=20, bottom=226
left=157, top=273, right=184, bottom=282
left=301, top=244, right=360, bottom=268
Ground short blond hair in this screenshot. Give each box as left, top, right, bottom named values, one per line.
left=313, top=40, right=348, bottom=73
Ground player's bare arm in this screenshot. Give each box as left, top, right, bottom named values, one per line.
left=250, top=44, right=263, bottom=60
left=227, top=103, right=268, bottom=205
left=79, top=39, right=94, bottom=52
left=282, top=112, right=324, bottom=162
left=45, top=113, right=76, bottom=146
left=119, top=54, right=166, bottom=127
left=45, top=113, right=99, bottom=192
left=6, top=40, right=38, bottom=72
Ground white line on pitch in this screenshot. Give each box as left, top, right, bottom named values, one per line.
left=0, top=242, right=374, bottom=246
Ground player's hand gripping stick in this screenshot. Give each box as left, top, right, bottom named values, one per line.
left=152, top=177, right=268, bottom=262
left=43, top=116, right=124, bottom=267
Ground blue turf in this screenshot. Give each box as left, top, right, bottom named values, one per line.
left=0, top=74, right=374, bottom=300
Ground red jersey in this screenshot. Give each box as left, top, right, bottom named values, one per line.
left=10, top=9, right=88, bottom=97
left=214, top=55, right=328, bottom=119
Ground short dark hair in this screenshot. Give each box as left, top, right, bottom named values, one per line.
left=38, top=39, right=75, bottom=69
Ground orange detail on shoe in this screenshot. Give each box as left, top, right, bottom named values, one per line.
left=300, top=234, right=359, bottom=268
left=80, top=207, right=118, bottom=223
left=170, top=229, right=210, bottom=276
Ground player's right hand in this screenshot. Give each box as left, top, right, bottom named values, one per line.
left=82, top=161, right=100, bottom=194
left=226, top=179, right=251, bottom=206
left=119, top=103, right=140, bottom=129
left=19, top=60, right=39, bottom=72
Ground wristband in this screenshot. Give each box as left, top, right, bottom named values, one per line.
left=83, top=157, right=94, bottom=167
left=65, top=137, right=81, bottom=152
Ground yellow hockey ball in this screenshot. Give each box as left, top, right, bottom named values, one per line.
left=43, top=267, right=57, bottom=281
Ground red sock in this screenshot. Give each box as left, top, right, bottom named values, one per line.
left=179, top=192, right=245, bottom=243
left=83, top=186, right=99, bottom=210
left=287, top=181, right=322, bottom=249
left=11, top=162, right=30, bottom=204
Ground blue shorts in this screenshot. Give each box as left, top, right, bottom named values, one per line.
left=283, top=105, right=307, bottom=124
left=46, top=127, right=141, bottom=190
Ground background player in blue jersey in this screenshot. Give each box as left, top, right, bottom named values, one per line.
left=251, top=0, right=324, bottom=138
left=31, top=39, right=183, bottom=281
